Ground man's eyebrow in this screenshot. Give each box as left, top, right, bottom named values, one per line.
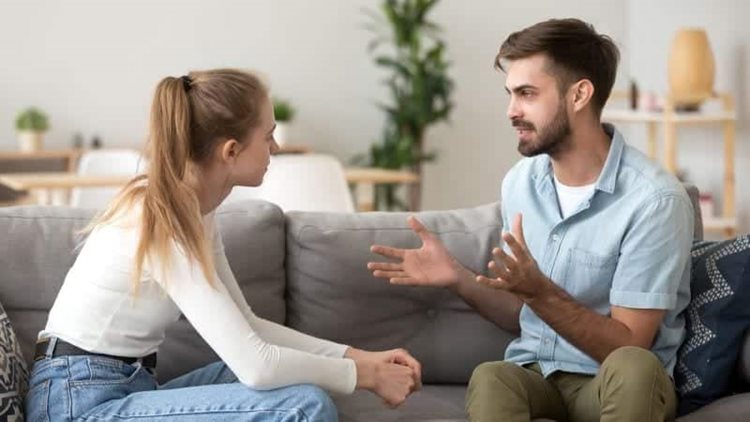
left=505, top=84, right=538, bottom=94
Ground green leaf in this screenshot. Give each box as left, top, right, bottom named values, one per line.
left=361, top=0, right=453, bottom=210
left=15, top=107, right=49, bottom=131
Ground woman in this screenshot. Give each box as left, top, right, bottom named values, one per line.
left=25, top=69, right=421, bottom=421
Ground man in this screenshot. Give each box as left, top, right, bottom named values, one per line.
left=367, top=18, right=693, bottom=422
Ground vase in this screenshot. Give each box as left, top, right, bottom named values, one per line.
left=18, top=131, right=44, bottom=152
left=274, top=122, right=289, bottom=147
left=668, top=28, right=715, bottom=111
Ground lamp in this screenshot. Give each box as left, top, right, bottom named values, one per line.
left=668, top=28, right=715, bottom=111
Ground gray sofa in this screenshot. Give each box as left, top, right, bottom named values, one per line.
left=2, top=186, right=748, bottom=421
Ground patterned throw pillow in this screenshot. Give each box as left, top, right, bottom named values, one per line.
left=675, top=236, right=750, bottom=415
left=0, top=300, right=28, bottom=422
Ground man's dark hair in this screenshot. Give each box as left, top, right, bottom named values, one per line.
left=495, top=18, right=620, bottom=115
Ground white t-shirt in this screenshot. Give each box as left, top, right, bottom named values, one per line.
left=41, top=205, right=357, bottom=394
left=554, top=176, right=596, bottom=219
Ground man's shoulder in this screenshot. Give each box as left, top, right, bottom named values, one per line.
left=618, top=144, right=689, bottom=203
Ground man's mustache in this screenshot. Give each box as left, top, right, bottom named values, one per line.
left=512, top=120, right=535, bottom=130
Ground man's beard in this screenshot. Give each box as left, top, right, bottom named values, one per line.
left=513, top=101, right=571, bottom=157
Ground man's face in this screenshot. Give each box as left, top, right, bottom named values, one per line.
left=504, top=54, right=571, bottom=157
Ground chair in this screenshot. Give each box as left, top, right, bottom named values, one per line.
left=224, top=154, right=355, bottom=212
left=70, top=149, right=146, bottom=209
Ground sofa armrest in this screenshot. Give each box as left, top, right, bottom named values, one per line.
left=683, top=183, right=703, bottom=242
left=738, top=331, right=750, bottom=387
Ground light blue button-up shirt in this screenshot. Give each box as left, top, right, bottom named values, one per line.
left=503, top=124, right=693, bottom=377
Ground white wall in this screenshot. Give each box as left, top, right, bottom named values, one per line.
left=627, top=0, right=750, bottom=232
left=0, top=0, right=628, bottom=210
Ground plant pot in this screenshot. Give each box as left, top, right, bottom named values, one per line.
left=18, top=131, right=44, bottom=152
left=274, top=122, right=289, bottom=147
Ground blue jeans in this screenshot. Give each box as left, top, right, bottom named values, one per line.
left=25, top=353, right=338, bottom=421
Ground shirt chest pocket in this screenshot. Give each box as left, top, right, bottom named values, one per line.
left=562, top=248, right=619, bottom=306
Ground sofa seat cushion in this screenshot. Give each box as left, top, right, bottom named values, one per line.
left=675, top=236, right=750, bottom=415
left=0, top=300, right=28, bottom=421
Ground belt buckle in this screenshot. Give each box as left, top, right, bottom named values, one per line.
left=34, top=337, right=57, bottom=362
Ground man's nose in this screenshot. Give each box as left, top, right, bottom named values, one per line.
left=507, top=97, right=522, bottom=120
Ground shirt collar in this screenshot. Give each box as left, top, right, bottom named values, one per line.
left=533, top=123, right=624, bottom=195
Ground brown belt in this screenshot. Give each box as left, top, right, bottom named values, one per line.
left=35, top=338, right=157, bottom=369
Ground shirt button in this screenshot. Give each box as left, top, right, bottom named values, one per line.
left=544, top=338, right=551, bottom=345
left=426, top=309, right=437, bottom=318
left=551, top=234, right=560, bottom=242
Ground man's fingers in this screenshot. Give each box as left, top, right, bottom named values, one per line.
left=371, top=244, right=406, bottom=259
left=488, top=259, right=511, bottom=280
left=502, top=233, right=528, bottom=263
left=389, top=277, right=419, bottom=285
left=476, top=274, right=510, bottom=290
left=367, top=262, right=402, bottom=271
left=373, top=270, right=407, bottom=279
left=407, top=216, right=433, bottom=242
left=511, top=213, right=527, bottom=248
left=492, top=247, right=515, bottom=268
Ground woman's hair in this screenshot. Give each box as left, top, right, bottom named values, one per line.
left=87, top=69, right=268, bottom=289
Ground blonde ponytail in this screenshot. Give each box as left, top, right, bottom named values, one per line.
left=135, top=76, right=214, bottom=287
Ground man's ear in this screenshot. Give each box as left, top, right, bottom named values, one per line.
left=571, top=79, right=595, bottom=112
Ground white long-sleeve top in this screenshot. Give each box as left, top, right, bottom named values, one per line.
left=41, top=207, right=357, bottom=394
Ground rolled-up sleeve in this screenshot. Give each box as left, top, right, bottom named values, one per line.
left=609, top=192, right=693, bottom=310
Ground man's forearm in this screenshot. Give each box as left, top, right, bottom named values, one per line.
left=449, top=265, right=522, bottom=333
left=527, top=282, right=637, bottom=362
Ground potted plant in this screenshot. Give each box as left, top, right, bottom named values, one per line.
left=361, top=0, right=453, bottom=211
left=273, top=98, right=296, bottom=147
left=15, top=107, right=50, bottom=152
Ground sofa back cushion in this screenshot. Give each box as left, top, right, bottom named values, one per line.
left=285, top=203, right=515, bottom=384
left=675, top=236, right=750, bottom=415
left=0, top=199, right=287, bottom=383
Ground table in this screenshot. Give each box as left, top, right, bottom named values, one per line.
left=603, top=92, right=737, bottom=237
left=275, top=145, right=312, bottom=155
left=0, top=150, right=82, bottom=172
left=0, top=168, right=420, bottom=210
left=344, top=167, right=421, bottom=211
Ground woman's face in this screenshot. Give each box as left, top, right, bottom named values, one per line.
left=230, top=96, right=279, bottom=187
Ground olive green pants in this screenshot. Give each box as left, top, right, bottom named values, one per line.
left=466, top=346, right=677, bottom=422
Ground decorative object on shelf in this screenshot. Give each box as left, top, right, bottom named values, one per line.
left=668, top=28, right=715, bottom=111
left=629, top=79, right=639, bottom=111
left=638, top=91, right=662, bottom=112
left=698, top=193, right=715, bottom=220
left=272, top=98, right=295, bottom=147
left=91, top=135, right=102, bottom=149
left=15, top=107, right=50, bottom=152
left=71, top=132, right=84, bottom=149
left=359, top=0, right=453, bottom=211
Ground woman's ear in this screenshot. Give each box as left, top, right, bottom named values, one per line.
left=220, top=139, right=240, bottom=163
left=571, top=79, right=595, bottom=112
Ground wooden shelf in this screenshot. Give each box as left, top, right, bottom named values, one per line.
left=604, top=92, right=738, bottom=238
left=704, top=217, right=737, bottom=234
left=603, top=109, right=736, bottom=124
left=274, top=145, right=311, bottom=155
